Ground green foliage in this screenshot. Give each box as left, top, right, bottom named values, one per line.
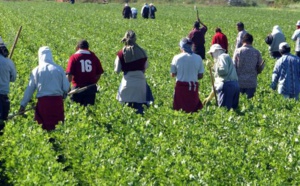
left=1, top=1, right=300, bottom=185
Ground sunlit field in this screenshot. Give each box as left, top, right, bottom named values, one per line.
left=1, top=1, right=300, bottom=185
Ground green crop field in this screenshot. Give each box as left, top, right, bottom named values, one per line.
left=1, top=1, right=300, bottom=185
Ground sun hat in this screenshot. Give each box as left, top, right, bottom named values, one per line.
left=296, top=20, right=300, bottom=26
left=207, top=44, right=225, bottom=53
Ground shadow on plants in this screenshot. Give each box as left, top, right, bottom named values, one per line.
left=0, top=160, right=12, bottom=186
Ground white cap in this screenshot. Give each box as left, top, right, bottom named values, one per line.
left=296, top=20, right=300, bottom=26
left=207, top=44, right=225, bottom=53
left=279, top=42, right=290, bottom=50
left=0, top=37, right=6, bottom=47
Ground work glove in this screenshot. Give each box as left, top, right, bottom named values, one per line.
left=205, top=59, right=214, bottom=69
left=203, top=91, right=215, bottom=105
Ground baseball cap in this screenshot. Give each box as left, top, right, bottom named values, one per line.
left=296, top=20, right=300, bottom=26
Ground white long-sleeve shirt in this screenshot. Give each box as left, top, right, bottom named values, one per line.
left=20, top=46, right=69, bottom=107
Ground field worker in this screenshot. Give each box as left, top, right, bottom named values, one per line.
left=149, top=3, right=157, bottom=19
left=0, top=37, right=16, bottom=132
left=131, top=7, right=137, bottom=19
left=265, top=25, right=286, bottom=59
left=122, top=3, right=132, bottom=19
left=188, top=19, right=208, bottom=60
left=170, top=37, right=204, bottom=113
left=203, top=44, right=239, bottom=110
left=141, top=3, right=149, bottom=19
left=211, top=27, right=228, bottom=53
left=233, top=33, right=264, bottom=99
left=291, top=20, right=300, bottom=57
left=271, top=42, right=300, bottom=100
left=235, top=22, right=247, bottom=52
left=115, top=30, right=154, bottom=114
left=19, top=46, right=69, bottom=131
left=66, top=40, right=104, bottom=106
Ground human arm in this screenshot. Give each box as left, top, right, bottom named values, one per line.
left=203, top=90, right=214, bottom=105
left=9, top=60, right=17, bottom=82
left=20, top=70, right=37, bottom=109
left=232, top=50, right=239, bottom=68
left=270, top=61, right=280, bottom=90
left=170, top=56, right=177, bottom=78
left=198, top=57, right=205, bottom=80
left=291, top=30, right=300, bottom=41
left=114, top=56, right=122, bottom=74
left=256, top=52, right=264, bottom=74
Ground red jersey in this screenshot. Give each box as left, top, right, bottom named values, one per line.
left=66, top=50, right=104, bottom=87
left=211, top=32, right=228, bottom=53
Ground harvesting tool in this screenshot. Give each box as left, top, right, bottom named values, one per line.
left=9, top=26, right=22, bottom=59
left=68, top=83, right=97, bottom=95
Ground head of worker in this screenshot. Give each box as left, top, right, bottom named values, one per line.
left=38, top=46, right=54, bottom=65
left=236, top=22, right=244, bottom=32
left=121, top=30, right=137, bottom=46
left=279, top=42, right=291, bottom=55
left=179, top=37, right=193, bottom=54
left=0, top=37, right=9, bottom=58
left=207, top=44, right=226, bottom=62
left=76, top=39, right=89, bottom=51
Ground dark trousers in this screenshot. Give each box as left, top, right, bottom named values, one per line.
left=70, top=85, right=97, bottom=106
left=0, top=95, right=10, bottom=121
left=217, top=81, right=240, bottom=110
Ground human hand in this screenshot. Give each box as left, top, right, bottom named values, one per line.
left=18, top=106, right=25, bottom=114
left=203, top=97, right=212, bottom=105
left=270, top=83, right=276, bottom=90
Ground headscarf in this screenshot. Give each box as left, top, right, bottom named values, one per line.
left=121, top=30, right=147, bottom=63
left=179, top=37, right=193, bottom=54
left=38, top=46, right=54, bottom=65
left=271, top=25, right=283, bottom=35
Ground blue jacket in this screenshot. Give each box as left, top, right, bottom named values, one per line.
left=0, top=55, right=16, bottom=95
left=271, top=53, right=300, bottom=96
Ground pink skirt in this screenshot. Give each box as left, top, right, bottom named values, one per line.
left=173, top=81, right=203, bottom=113
left=35, top=96, right=64, bottom=131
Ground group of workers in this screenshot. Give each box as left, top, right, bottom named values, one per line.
left=123, top=3, right=157, bottom=19
left=1, top=17, right=300, bottom=132
left=171, top=19, right=300, bottom=113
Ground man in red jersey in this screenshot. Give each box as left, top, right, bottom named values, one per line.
left=188, top=20, right=208, bottom=60
left=66, top=40, right=104, bottom=106
left=211, top=27, right=228, bottom=53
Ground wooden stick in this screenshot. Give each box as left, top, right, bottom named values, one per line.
left=68, top=83, right=97, bottom=95
left=209, top=66, right=218, bottom=106
left=7, top=106, right=35, bottom=120
left=8, top=26, right=22, bottom=59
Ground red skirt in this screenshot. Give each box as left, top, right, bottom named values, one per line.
left=35, top=96, right=64, bottom=131
left=173, top=81, right=203, bottom=113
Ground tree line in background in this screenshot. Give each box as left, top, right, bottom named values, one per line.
left=2, top=0, right=299, bottom=7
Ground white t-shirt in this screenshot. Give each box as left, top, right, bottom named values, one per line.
left=170, top=52, right=204, bottom=82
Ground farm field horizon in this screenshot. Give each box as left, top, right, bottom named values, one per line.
left=1, top=1, right=300, bottom=185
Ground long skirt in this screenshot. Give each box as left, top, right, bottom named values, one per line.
left=35, top=96, right=64, bottom=131
left=173, top=81, right=203, bottom=113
